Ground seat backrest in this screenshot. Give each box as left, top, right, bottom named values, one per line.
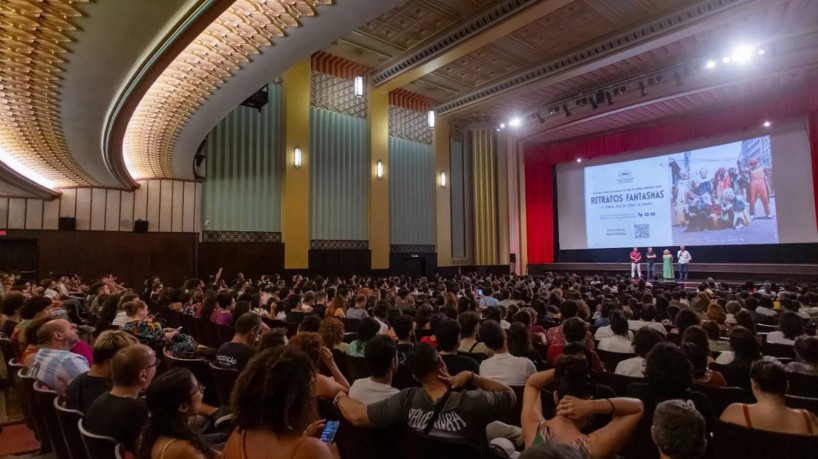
left=400, top=427, right=485, bottom=459
left=762, top=341, right=795, bottom=359
left=393, top=364, right=420, bottom=390
left=341, top=318, right=360, bottom=333
left=692, top=384, right=754, bottom=416
left=18, top=369, right=52, bottom=453
left=78, top=419, right=119, bottom=459
left=54, top=397, right=87, bottom=459
left=208, top=361, right=239, bottom=406
left=595, top=371, right=643, bottom=397
left=498, top=385, right=526, bottom=426
left=596, top=350, right=637, bottom=372
left=786, top=395, right=818, bottom=416
left=710, top=420, right=818, bottom=459
left=330, top=348, right=349, bottom=380
left=344, top=355, right=371, bottom=381
left=456, top=351, right=488, bottom=364
left=0, top=335, right=17, bottom=376
left=33, top=382, right=70, bottom=459
left=787, top=371, right=818, bottom=398
left=215, top=325, right=234, bottom=345
left=710, top=362, right=751, bottom=391
left=163, top=351, right=219, bottom=406
left=336, top=420, right=398, bottom=459
left=618, top=410, right=659, bottom=459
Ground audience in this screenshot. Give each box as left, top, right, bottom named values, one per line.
left=223, top=346, right=334, bottom=459
left=598, top=310, right=634, bottom=353
left=652, top=400, right=708, bottom=459
left=347, top=294, right=369, bottom=320
left=682, top=342, right=726, bottom=388
left=521, top=355, right=644, bottom=458
left=788, top=335, right=818, bottom=376
left=348, top=335, right=400, bottom=404
left=479, top=319, right=536, bottom=386
left=29, top=318, right=89, bottom=394
left=122, top=299, right=179, bottom=348
left=346, top=317, right=381, bottom=358
left=766, top=311, right=805, bottom=345
left=547, top=318, right=605, bottom=373
left=546, top=300, right=595, bottom=349
left=66, top=330, right=137, bottom=412
left=214, top=312, right=260, bottom=371
left=436, top=318, right=480, bottom=375
left=458, top=311, right=491, bottom=355
left=318, top=316, right=348, bottom=353
left=720, top=360, right=818, bottom=435
left=713, top=326, right=762, bottom=390
left=615, top=327, right=664, bottom=378
left=289, top=332, right=350, bottom=399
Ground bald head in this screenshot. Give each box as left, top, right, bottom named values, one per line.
left=37, top=319, right=78, bottom=349
left=111, top=344, right=157, bottom=388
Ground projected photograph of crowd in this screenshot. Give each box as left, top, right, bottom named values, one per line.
left=669, top=135, right=777, bottom=245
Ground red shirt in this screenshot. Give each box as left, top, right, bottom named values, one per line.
left=630, top=250, right=641, bottom=262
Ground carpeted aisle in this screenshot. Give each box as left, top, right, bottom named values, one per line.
left=0, top=421, right=40, bottom=457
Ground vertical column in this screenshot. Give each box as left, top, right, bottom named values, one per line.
left=518, top=148, right=529, bottom=274
left=506, top=135, right=522, bottom=274
left=434, top=121, right=452, bottom=267
left=472, top=128, right=499, bottom=265
left=497, top=131, right=509, bottom=268
left=282, top=59, right=311, bottom=269
left=369, top=88, right=390, bottom=269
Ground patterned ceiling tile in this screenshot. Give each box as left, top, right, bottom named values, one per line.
left=0, top=0, right=97, bottom=187
left=124, top=0, right=333, bottom=180
left=432, top=44, right=525, bottom=88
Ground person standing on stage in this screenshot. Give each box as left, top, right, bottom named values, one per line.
left=677, top=246, right=692, bottom=280
left=630, top=247, right=642, bottom=278
left=646, top=248, right=657, bottom=280
left=662, top=250, right=674, bottom=280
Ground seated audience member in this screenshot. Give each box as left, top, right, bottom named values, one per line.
left=1, top=291, right=24, bottom=337
left=297, top=315, right=321, bottom=334
left=519, top=442, right=586, bottom=459
left=480, top=319, right=537, bottom=386
left=628, top=303, right=667, bottom=335
left=652, top=400, right=708, bottom=459
left=713, top=326, right=761, bottom=389
left=346, top=317, right=381, bottom=357
left=111, top=293, right=139, bottom=328
left=319, top=316, right=349, bottom=353
left=29, top=319, right=89, bottom=394
left=211, top=291, right=234, bottom=325
left=521, top=355, right=644, bottom=458
left=420, top=312, right=446, bottom=348
left=336, top=342, right=516, bottom=441
left=371, top=300, right=390, bottom=334
left=122, top=300, right=179, bottom=348
left=615, top=327, right=664, bottom=378
left=138, top=367, right=219, bottom=459
left=724, top=300, right=741, bottom=325
left=706, top=302, right=727, bottom=328
left=682, top=342, right=726, bottom=388
left=743, top=297, right=771, bottom=325
left=12, top=295, right=52, bottom=354
left=223, top=346, right=334, bottom=459
left=66, top=330, right=138, bottom=412
left=392, top=314, right=415, bottom=360
left=508, top=321, right=539, bottom=361
left=547, top=318, right=605, bottom=373
left=215, top=312, right=260, bottom=371
left=681, top=326, right=712, bottom=361
left=348, top=335, right=400, bottom=404
left=85, top=344, right=157, bottom=452
left=702, top=320, right=731, bottom=353
left=547, top=300, right=595, bottom=349
left=734, top=309, right=757, bottom=333
left=458, top=311, right=491, bottom=355
left=671, top=309, right=700, bottom=336
left=436, top=318, right=479, bottom=375
left=627, top=342, right=714, bottom=426
left=346, top=294, right=369, bottom=321
left=766, top=311, right=804, bottom=345
left=720, top=360, right=818, bottom=435
left=788, top=335, right=818, bottom=376
left=256, top=327, right=288, bottom=351
left=20, top=317, right=50, bottom=367
left=598, top=310, right=634, bottom=353
left=289, top=332, right=350, bottom=399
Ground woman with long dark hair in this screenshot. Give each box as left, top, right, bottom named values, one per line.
left=138, top=367, right=216, bottom=459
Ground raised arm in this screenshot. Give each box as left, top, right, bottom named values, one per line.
left=334, top=392, right=370, bottom=427
left=320, top=347, right=350, bottom=389
left=559, top=397, right=644, bottom=459
left=521, top=369, right=555, bottom=447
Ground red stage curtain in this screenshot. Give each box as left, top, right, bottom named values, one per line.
left=525, top=86, right=818, bottom=265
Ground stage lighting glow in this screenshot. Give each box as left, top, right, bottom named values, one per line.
left=499, top=123, right=505, bottom=129
left=731, top=45, right=754, bottom=63
left=0, top=146, right=57, bottom=189
left=758, top=49, right=765, bottom=55
left=576, top=158, right=582, bottom=163
left=705, top=60, right=716, bottom=69
left=763, top=121, right=771, bottom=127
left=509, top=118, right=521, bottom=128
left=722, top=56, right=731, bottom=64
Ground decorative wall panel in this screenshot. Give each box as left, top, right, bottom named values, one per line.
left=202, top=231, right=281, bottom=242
left=389, top=136, right=434, bottom=246
left=472, top=128, right=498, bottom=265
left=202, top=83, right=283, bottom=233
left=0, top=180, right=201, bottom=232
left=450, top=138, right=466, bottom=258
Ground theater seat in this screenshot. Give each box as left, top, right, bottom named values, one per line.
left=596, top=350, right=637, bottom=373
left=163, top=348, right=219, bottom=406
left=693, top=384, right=754, bottom=417
left=344, top=355, right=371, bottom=381
left=53, top=397, right=86, bottom=459
left=17, top=369, right=51, bottom=453
left=399, top=427, right=488, bottom=459
left=786, top=394, right=818, bottom=415
left=33, top=382, right=70, bottom=459
left=208, top=361, right=239, bottom=406
left=710, top=420, right=818, bottom=459
left=787, top=371, right=818, bottom=398
left=594, top=371, right=643, bottom=396
left=78, top=419, right=118, bottom=459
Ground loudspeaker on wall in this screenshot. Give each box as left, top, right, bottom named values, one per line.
left=133, top=220, right=149, bottom=233
left=510, top=253, right=517, bottom=263
left=58, top=217, right=76, bottom=231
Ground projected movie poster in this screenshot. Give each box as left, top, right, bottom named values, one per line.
left=585, top=136, right=777, bottom=249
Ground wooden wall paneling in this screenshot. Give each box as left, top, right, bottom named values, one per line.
left=25, top=199, right=43, bottom=229
left=119, top=188, right=135, bottom=231
left=194, top=183, right=202, bottom=234
left=7, top=198, right=26, bottom=229
left=42, top=197, right=59, bottom=230
left=182, top=182, right=196, bottom=232
left=0, top=198, right=9, bottom=228
left=146, top=179, right=161, bottom=231
left=60, top=188, right=76, bottom=218
left=90, top=188, right=107, bottom=231
left=171, top=181, right=184, bottom=232
left=133, top=181, right=148, bottom=224
left=159, top=180, right=173, bottom=232
left=197, top=242, right=285, bottom=281
left=105, top=190, right=121, bottom=231
left=74, top=188, right=92, bottom=230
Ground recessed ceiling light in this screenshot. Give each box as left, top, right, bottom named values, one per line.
left=763, top=121, right=771, bottom=127
left=705, top=60, right=716, bottom=69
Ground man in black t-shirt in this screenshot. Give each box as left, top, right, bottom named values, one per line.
left=436, top=318, right=479, bottom=376
left=66, top=330, right=137, bottom=413
left=215, top=312, right=261, bottom=371
left=84, top=344, right=157, bottom=451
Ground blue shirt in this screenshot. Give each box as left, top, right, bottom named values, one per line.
left=30, top=347, right=89, bottom=395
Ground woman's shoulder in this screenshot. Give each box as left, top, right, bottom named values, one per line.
left=293, top=437, right=333, bottom=459
left=153, top=437, right=207, bottom=459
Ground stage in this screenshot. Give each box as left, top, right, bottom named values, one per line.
left=529, top=262, right=818, bottom=282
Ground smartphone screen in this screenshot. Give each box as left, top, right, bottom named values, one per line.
left=477, top=289, right=483, bottom=296
left=320, top=420, right=340, bottom=443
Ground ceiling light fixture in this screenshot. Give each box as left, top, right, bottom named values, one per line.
left=705, top=60, right=716, bottom=69
left=731, top=45, right=754, bottom=64
left=353, top=48, right=365, bottom=98
left=376, top=159, right=384, bottom=179
left=428, top=110, right=435, bottom=128
left=763, top=121, right=771, bottom=128
left=509, top=117, right=521, bottom=128
left=576, top=158, right=582, bottom=163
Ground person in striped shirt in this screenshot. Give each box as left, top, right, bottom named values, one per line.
left=29, top=318, right=89, bottom=395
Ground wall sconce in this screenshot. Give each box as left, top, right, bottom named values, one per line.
left=293, top=146, right=302, bottom=169
left=428, top=110, right=435, bottom=128
left=439, top=170, right=447, bottom=187
left=376, top=159, right=384, bottom=180
left=354, top=76, right=364, bottom=98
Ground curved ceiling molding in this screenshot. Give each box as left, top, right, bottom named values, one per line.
left=0, top=0, right=96, bottom=188
left=123, top=0, right=333, bottom=180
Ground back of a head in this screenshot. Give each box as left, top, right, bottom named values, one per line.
left=458, top=311, right=480, bottom=338
left=554, top=354, right=594, bottom=400
left=559, top=300, right=579, bottom=319
left=479, top=319, right=504, bottom=351
left=289, top=332, right=324, bottom=365
left=144, top=367, right=193, bottom=414
left=93, top=330, right=138, bottom=366
left=794, top=335, right=818, bottom=365
left=645, top=342, right=692, bottom=396
left=701, top=321, right=721, bottom=341
left=652, top=399, right=707, bottom=459
left=36, top=319, right=64, bottom=346
left=392, top=314, right=413, bottom=340
left=562, top=317, right=587, bottom=343
left=779, top=312, right=804, bottom=340
left=406, top=342, right=439, bottom=381
left=675, top=309, right=700, bottom=334
left=356, top=317, right=381, bottom=343
left=111, top=344, right=153, bottom=387
left=435, top=318, right=461, bottom=352
left=507, top=321, right=532, bottom=357
left=1, top=291, right=24, bottom=316
left=21, top=296, right=51, bottom=320
left=609, top=309, right=629, bottom=337
left=299, top=315, right=321, bottom=333
left=750, top=359, right=787, bottom=396
left=231, top=346, right=316, bottom=435
left=729, top=326, right=760, bottom=364
left=633, top=327, right=665, bottom=358
left=640, top=304, right=657, bottom=322
left=216, top=291, right=233, bottom=309
left=258, top=328, right=288, bottom=350
left=681, top=326, right=709, bottom=354
left=364, top=335, right=397, bottom=378
left=235, top=312, right=261, bottom=335
left=681, top=342, right=708, bottom=379
left=124, top=299, right=145, bottom=317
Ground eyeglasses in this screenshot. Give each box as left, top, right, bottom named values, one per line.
left=145, top=361, right=159, bottom=370
left=191, top=382, right=205, bottom=397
